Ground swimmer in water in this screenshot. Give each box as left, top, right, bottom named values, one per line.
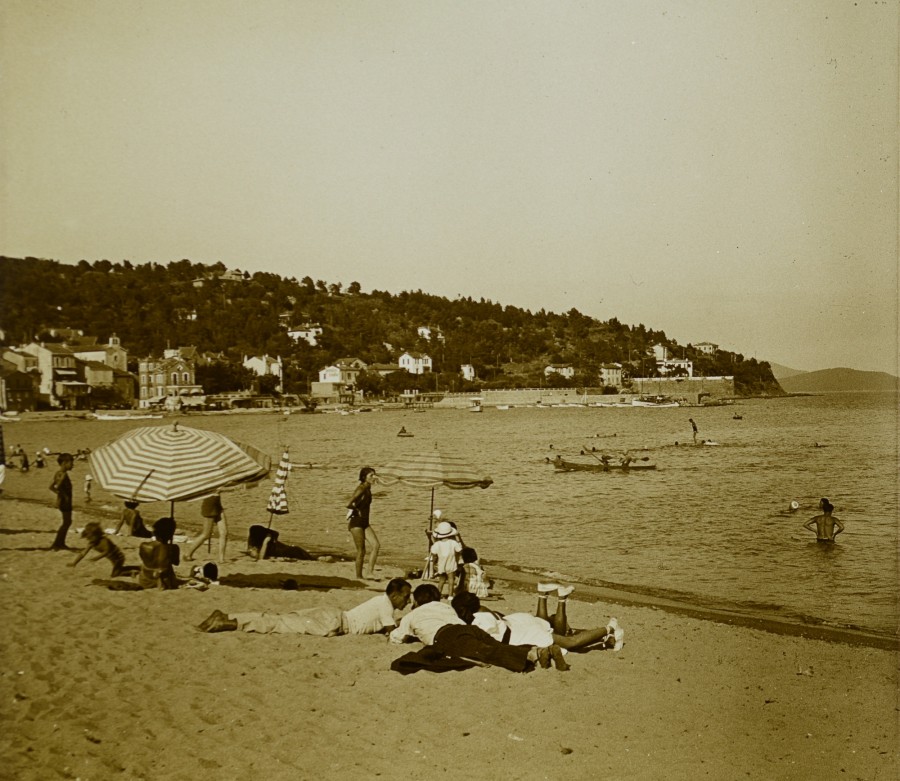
left=803, top=498, right=844, bottom=543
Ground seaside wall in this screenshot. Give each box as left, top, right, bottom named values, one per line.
left=433, top=376, right=734, bottom=409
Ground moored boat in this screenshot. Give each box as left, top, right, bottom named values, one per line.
left=632, top=395, right=679, bottom=408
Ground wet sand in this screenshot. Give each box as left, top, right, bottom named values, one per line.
left=1, top=494, right=897, bottom=780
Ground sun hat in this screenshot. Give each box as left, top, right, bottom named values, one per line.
left=432, top=509, right=443, bottom=520
left=790, top=500, right=800, bottom=510
left=433, top=521, right=457, bottom=539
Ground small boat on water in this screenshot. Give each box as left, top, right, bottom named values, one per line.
left=632, top=395, right=679, bottom=408
left=469, top=398, right=483, bottom=413
left=552, top=455, right=657, bottom=472
left=397, top=427, right=414, bottom=437
left=93, top=413, right=164, bottom=420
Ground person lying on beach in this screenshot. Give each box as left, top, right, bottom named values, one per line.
left=113, top=500, right=153, bottom=538
left=804, top=498, right=844, bottom=543
left=390, top=584, right=562, bottom=672
left=454, top=587, right=622, bottom=661
left=198, top=578, right=412, bottom=634
left=138, top=517, right=181, bottom=590
left=70, top=522, right=130, bottom=577
left=534, top=583, right=623, bottom=651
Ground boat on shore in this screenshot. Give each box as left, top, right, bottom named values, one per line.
left=552, top=454, right=657, bottom=472
left=93, top=412, right=164, bottom=420
left=632, top=395, right=679, bottom=408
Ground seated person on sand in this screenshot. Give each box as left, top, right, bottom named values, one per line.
left=803, top=498, right=844, bottom=543
left=390, top=583, right=566, bottom=672
left=198, top=578, right=412, bottom=634
left=138, top=517, right=181, bottom=590
left=455, top=546, right=491, bottom=598
left=71, top=522, right=130, bottom=577
left=113, top=500, right=153, bottom=538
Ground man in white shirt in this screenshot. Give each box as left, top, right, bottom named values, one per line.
left=199, top=578, right=411, bottom=635
left=390, top=584, right=552, bottom=672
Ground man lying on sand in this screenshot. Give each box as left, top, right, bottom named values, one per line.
left=390, top=584, right=567, bottom=671
left=198, top=578, right=412, bottom=635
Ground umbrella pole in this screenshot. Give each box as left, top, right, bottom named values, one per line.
left=266, top=511, right=274, bottom=530
left=423, top=486, right=435, bottom=580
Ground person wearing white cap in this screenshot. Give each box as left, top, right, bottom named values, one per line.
left=430, top=515, right=463, bottom=598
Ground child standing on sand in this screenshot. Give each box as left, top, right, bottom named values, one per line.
left=430, top=518, right=463, bottom=598
left=71, top=522, right=128, bottom=577
left=49, top=452, right=75, bottom=550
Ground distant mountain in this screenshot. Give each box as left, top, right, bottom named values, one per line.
left=778, top=368, right=898, bottom=393
left=769, top=362, right=808, bottom=381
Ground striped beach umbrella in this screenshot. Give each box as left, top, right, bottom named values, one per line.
left=377, top=450, right=493, bottom=492
left=265, top=448, right=292, bottom=523
left=378, top=449, right=492, bottom=578
left=89, top=422, right=271, bottom=507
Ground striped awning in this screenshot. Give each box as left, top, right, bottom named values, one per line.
left=88, top=422, right=270, bottom=503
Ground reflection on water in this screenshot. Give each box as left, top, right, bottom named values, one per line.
left=16, top=392, right=900, bottom=634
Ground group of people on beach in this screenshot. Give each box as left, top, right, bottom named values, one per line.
left=37, top=448, right=844, bottom=673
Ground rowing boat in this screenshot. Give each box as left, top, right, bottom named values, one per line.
left=552, top=455, right=657, bottom=472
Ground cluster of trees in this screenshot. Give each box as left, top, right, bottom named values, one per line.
left=0, top=256, right=782, bottom=396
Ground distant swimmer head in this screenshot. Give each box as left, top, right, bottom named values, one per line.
left=789, top=500, right=800, bottom=512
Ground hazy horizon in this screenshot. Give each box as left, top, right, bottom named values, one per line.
left=2, top=1, right=896, bottom=375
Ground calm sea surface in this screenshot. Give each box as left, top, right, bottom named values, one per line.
left=8, top=392, right=899, bottom=636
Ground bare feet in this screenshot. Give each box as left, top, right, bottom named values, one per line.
left=536, top=646, right=552, bottom=669
left=198, top=609, right=237, bottom=633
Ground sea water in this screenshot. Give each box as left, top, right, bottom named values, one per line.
left=10, top=392, right=898, bottom=636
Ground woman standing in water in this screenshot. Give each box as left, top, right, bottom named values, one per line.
left=346, top=466, right=380, bottom=580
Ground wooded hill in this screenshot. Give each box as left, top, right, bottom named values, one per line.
left=0, top=256, right=781, bottom=396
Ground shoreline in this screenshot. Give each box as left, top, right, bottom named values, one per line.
left=2, top=495, right=897, bottom=779
left=7, top=493, right=895, bottom=651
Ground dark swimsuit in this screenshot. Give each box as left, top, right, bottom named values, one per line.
left=347, top=485, right=372, bottom=530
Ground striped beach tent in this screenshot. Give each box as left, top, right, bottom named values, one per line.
left=89, top=422, right=270, bottom=512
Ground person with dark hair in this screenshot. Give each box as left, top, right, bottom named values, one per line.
left=113, top=500, right=152, bottom=538
left=138, top=517, right=181, bottom=589
left=198, top=578, right=412, bottom=634
left=49, top=452, right=75, bottom=550
left=689, top=418, right=698, bottom=444
left=804, top=498, right=844, bottom=543
left=389, top=584, right=560, bottom=672
left=456, top=546, right=490, bottom=598
left=346, top=466, right=380, bottom=580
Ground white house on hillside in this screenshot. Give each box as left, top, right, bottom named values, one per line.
left=71, top=334, right=128, bottom=372
left=461, top=364, right=476, bottom=382
left=287, top=323, right=323, bottom=346
left=694, top=341, right=718, bottom=355
left=243, top=354, right=283, bottom=391
left=399, top=352, right=432, bottom=374
left=599, top=363, right=623, bottom=387
left=544, top=364, right=574, bottom=380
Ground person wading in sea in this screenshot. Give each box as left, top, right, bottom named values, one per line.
left=803, top=498, right=844, bottom=543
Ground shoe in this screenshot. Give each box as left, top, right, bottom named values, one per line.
left=557, top=585, right=575, bottom=598
left=537, top=583, right=560, bottom=593
left=612, top=627, right=625, bottom=652
left=606, top=617, right=619, bottom=634
left=536, top=646, right=552, bottom=668
left=549, top=644, right=570, bottom=671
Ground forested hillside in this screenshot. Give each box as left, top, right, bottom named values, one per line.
left=0, top=257, right=781, bottom=396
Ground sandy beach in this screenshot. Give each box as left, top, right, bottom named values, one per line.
left=0, top=492, right=896, bottom=781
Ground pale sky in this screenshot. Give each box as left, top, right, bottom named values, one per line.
left=2, top=1, right=897, bottom=374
